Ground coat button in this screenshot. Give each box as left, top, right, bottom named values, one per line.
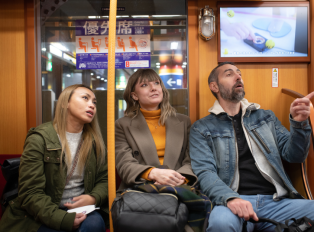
left=46, top=157, right=49, bottom=160
left=57, top=157, right=59, bottom=160
left=134, top=151, right=139, bottom=156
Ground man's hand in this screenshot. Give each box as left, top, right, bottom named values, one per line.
left=72, top=213, right=86, bottom=230
left=221, top=19, right=256, bottom=41
left=290, top=92, right=314, bottom=122
left=148, top=168, right=185, bottom=186
left=64, top=195, right=96, bottom=209
left=227, top=198, right=258, bottom=221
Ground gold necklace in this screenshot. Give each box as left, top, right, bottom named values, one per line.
left=146, top=121, right=159, bottom=129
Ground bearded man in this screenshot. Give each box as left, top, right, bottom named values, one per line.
left=189, top=62, right=314, bottom=232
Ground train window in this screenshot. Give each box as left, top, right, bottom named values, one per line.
left=40, top=0, right=188, bottom=144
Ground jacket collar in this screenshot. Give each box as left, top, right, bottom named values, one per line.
left=128, top=111, right=184, bottom=169
left=208, top=98, right=260, bottom=117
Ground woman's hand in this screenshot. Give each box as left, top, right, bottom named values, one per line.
left=73, top=213, right=86, bottom=230
left=64, top=195, right=96, bottom=209
left=148, top=168, right=185, bottom=186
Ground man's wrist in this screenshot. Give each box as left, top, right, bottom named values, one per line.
left=289, top=114, right=310, bottom=128
left=226, top=197, right=240, bottom=206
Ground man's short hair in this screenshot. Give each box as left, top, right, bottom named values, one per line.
left=208, top=61, right=235, bottom=99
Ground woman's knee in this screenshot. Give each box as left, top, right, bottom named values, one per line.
left=79, top=211, right=106, bottom=232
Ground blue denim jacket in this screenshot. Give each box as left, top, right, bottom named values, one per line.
left=190, top=100, right=311, bottom=206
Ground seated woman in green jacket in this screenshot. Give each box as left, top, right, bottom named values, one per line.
left=0, top=84, right=108, bottom=232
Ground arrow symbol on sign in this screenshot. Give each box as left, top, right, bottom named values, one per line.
left=167, top=78, right=176, bottom=87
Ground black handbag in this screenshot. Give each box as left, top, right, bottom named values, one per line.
left=111, top=190, right=189, bottom=232
left=1, top=158, right=20, bottom=214
left=243, top=217, right=314, bottom=232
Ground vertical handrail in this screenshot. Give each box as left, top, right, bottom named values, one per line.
left=107, top=0, right=117, bottom=230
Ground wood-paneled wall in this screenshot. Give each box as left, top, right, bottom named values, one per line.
left=189, top=0, right=309, bottom=130
left=0, top=0, right=27, bottom=154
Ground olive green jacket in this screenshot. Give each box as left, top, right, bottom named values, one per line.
left=0, top=122, right=109, bottom=232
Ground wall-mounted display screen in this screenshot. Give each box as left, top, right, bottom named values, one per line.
left=217, top=2, right=310, bottom=63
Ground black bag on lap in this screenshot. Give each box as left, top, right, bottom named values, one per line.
left=243, top=217, right=314, bottom=232
left=111, top=190, right=189, bottom=232
left=1, top=158, right=20, bottom=214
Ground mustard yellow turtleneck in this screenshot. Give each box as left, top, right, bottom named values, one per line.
left=140, top=108, right=166, bottom=180
left=140, top=108, right=166, bottom=163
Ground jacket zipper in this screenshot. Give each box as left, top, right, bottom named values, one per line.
left=247, top=127, right=298, bottom=197
left=124, top=190, right=178, bottom=200
left=252, top=129, right=271, bottom=154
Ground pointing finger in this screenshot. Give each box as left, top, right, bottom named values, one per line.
left=305, top=91, right=314, bottom=100
left=292, top=98, right=311, bottom=106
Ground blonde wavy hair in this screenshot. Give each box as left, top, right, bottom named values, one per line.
left=123, top=69, right=176, bottom=125
left=53, top=84, right=106, bottom=173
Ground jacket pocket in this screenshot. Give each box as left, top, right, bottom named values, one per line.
left=209, top=131, right=232, bottom=170
left=44, top=149, right=61, bottom=164
left=43, top=150, right=64, bottom=198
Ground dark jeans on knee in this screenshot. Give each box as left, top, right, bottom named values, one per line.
left=37, top=211, right=106, bottom=232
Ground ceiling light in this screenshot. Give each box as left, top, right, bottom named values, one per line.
left=101, top=78, right=104, bottom=80
left=171, top=42, right=178, bottom=50
left=156, top=62, right=160, bottom=65
left=104, top=79, right=107, bottom=82
left=51, top=42, right=68, bottom=51
left=183, top=62, right=187, bottom=65
left=66, top=74, right=71, bottom=77
left=132, top=15, right=149, bottom=18
left=42, top=48, right=46, bottom=51
left=152, top=15, right=182, bottom=17
left=97, top=76, right=100, bottom=79
left=91, top=73, right=94, bottom=76
left=49, top=45, right=62, bottom=57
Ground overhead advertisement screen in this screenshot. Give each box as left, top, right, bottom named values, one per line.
left=75, top=19, right=151, bottom=69
left=219, top=6, right=308, bottom=58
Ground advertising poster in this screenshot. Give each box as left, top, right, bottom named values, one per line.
left=75, top=19, right=151, bottom=69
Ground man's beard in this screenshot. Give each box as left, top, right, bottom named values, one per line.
left=218, top=81, right=245, bottom=103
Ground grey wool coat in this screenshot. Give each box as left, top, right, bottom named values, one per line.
left=115, top=111, right=197, bottom=192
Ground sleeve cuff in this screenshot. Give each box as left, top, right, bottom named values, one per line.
left=289, top=115, right=310, bottom=129
left=89, top=192, right=101, bottom=206
left=140, top=167, right=155, bottom=181
left=60, top=212, right=76, bottom=232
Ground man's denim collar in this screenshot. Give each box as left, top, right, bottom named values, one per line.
left=208, top=98, right=260, bottom=117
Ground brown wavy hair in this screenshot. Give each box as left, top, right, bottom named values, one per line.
left=123, top=69, right=176, bottom=125
left=53, top=84, right=106, bottom=173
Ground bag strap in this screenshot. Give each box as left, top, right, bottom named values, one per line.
left=285, top=217, right=314, bottom=232
left=65, top=138, right=83, bottom=186
left=243, top=218, right=288, bottom=232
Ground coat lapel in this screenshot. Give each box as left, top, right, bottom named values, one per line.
left=128, top=111, right=160, bottom=166
left=163, top=116, right=184, bottom=169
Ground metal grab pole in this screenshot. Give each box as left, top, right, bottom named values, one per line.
left=107, top=0, right=117, bottom=231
